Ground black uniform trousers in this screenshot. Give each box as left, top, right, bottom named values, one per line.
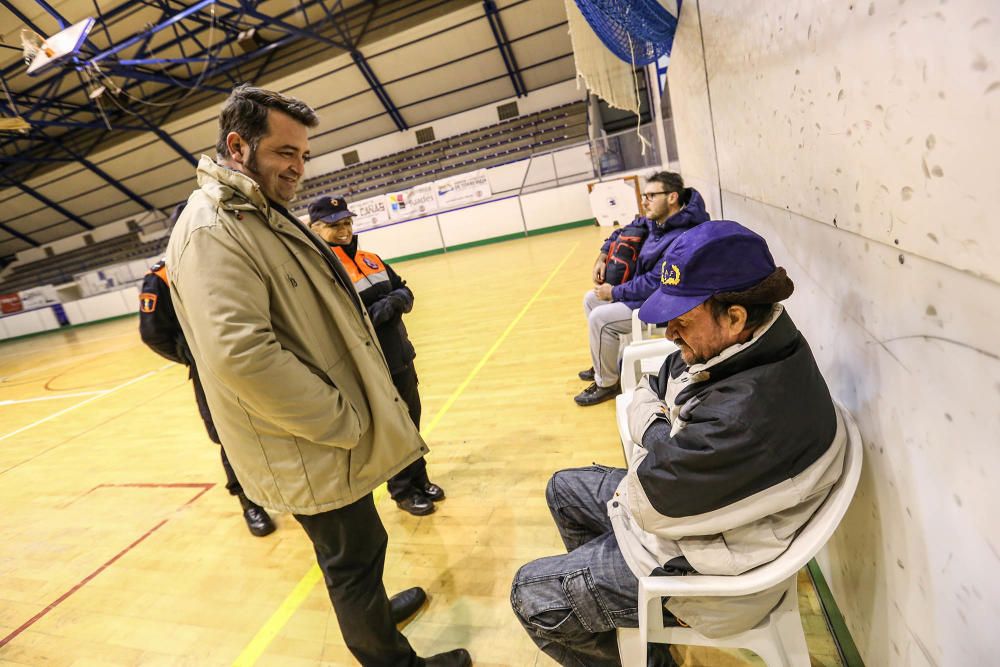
left=294, top=494, right=420, bottom=666
left=386, top=364, right=430, bottom=501
left=191, top=363, right=244, bottom=497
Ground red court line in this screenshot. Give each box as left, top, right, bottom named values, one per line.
left=0, top=482, right=214, bottom=648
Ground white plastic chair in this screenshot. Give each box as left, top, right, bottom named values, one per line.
left=617, top=338, right=677, bottom=462
left=631, top=308, right=667, bottom=342
left=620, top=337, right=677, bottom=393
left=615, top=405, right=863, bottom=666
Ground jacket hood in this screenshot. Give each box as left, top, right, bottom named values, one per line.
left=195, top=155, right=270, bottom=211
left=665, top=187, right=710, bottom=230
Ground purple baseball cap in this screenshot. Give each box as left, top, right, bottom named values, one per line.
left=638, top=220, right=777, bottom=324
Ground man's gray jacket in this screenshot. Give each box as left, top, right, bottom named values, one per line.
left=609, top=306, right=847, bottom=637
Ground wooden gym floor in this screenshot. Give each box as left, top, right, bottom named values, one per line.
left=0, top=225, right=843, bottom=666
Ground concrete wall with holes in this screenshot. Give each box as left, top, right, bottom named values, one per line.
left=668, top=1, right=999, bottom=664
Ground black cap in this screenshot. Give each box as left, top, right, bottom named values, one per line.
left=308, top=195, right=356, bottom=223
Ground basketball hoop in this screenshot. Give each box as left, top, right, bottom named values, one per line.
left=20, top=19, right=95, bottom=77
left=20, top=29, right=55, bottom=68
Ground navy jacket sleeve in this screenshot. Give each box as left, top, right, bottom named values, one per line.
left=367, top=262, right=413, bottom=326
left=611, top=259, right=663, bottom=304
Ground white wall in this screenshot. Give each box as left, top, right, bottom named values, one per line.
left=668, top=1, right=1000, bottom=665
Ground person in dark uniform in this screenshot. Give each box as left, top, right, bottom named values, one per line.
left=139, top=207, right=275, bottom=537
left=307, top=195, right=445, bottom=516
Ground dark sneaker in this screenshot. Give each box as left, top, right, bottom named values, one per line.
left=578, top=366, right=595, bottom=381
left=396, top=493, right=435, bottom=516
left=421, top=482, right=445, bottom=501
left=574, top=382, right=619, bottom=406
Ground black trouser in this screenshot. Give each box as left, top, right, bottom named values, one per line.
left=294, top=494, right=420, bottom=666
left=192, top=362, right=244, bottom=498
left=386, top=364, right=430, bottom=501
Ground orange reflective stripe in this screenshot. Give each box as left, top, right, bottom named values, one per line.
left=331, top=246, right=364, bottom=283
left=153, top=266, right=169, bottom=286
left=330, top=247, right=386, bottom=285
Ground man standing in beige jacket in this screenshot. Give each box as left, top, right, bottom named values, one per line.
left=166, top=85, right=470, bottom=667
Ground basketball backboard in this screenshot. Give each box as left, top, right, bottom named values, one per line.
left=25, top=18, right=95, bottom=77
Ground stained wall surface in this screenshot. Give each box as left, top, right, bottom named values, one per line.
left=668, top=1, right=1000, bottom=665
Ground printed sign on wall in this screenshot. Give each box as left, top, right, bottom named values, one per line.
left=351, top=195, right=390, bottom=231
left=18, top=285, right=59, bottom=310
left=435, top=169, right=492, bottom=208
left=386, top=183, right=439, bottom=221
left=0, top=293, right=22, bottom=314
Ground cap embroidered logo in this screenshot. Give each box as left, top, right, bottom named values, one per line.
left=662, top=263, right=681, bottom=286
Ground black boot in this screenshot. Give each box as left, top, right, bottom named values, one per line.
left=238, top=494, right=276, bottom=537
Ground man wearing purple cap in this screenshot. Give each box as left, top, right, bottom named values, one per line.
left=512, top=221, right=848, bottom=665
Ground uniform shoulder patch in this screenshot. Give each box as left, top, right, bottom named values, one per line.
left=139, top=292, right=158, bottom=313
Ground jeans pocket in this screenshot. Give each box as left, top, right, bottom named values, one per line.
left=563, top=569, right=614, bottom=634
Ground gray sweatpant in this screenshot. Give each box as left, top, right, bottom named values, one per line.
left=583, top=290, right=634, bottom=388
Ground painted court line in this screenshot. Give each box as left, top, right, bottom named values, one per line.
left=420, top=240, right=581, bottom=439
left=0, top=483, right=214, bottom=649
left=230, top=241, right=580, bottom=666
left=0, top=390, right=108, bottom=406
left=0, top=365, right=169, bottom=443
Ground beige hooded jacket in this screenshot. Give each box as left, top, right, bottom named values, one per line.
left=166, top=157, right=427, bottom=514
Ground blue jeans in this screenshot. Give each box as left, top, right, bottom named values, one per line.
left=511, top=466, right=675, bottom=667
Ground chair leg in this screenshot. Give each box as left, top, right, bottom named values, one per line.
left=769, top=604, right=811, bottom=667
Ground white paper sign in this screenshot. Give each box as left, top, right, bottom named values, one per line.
left=386, top=183, right=439, bottom=221
left=435, top=169, right=492, bottom=208
left=588, top=179, right=640, bottom=227
left=351, top=195, right=390, bottom=231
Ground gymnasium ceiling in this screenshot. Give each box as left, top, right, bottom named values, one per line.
left=0, top=0, right=576, bottom=257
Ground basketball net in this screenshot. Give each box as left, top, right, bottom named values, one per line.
left=20, top=29, right=55, bottom=67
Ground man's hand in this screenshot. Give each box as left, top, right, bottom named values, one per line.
left=594, top=283, right=614, bottom=301
left=592, top=257, right=607, bottom=285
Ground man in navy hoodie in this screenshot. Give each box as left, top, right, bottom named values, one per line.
left=576, top=172, right=709, bottom=406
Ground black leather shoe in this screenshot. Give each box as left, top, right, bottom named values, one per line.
left=423, top=648, right=472, bottom=666
left=389, top=586, right=427, bottom=624
left=242, top=503, right=276, bottom=537
left=421, top=482, right=445, bottom=501
left=574, top=382, right=619, bottom=406
left=396, top=493, right=435, bottom=516
left=578, top=366, right=595, bottom=381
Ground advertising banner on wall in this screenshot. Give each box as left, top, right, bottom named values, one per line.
left=386, top=183, right=439, bottom=221
left=435, top=169, right=492, bottom=209
left=351, top=195, right=390, bottom=231
left=18, top=285, right=59, bottom=310
left=0, top=293, right=22, bottom=315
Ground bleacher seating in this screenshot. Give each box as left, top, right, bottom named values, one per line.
left=290, top=100, right=589, bottom=215
left=0, top=232, right=169, bottom=294
left=1, top=101, right=588, bottom=294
